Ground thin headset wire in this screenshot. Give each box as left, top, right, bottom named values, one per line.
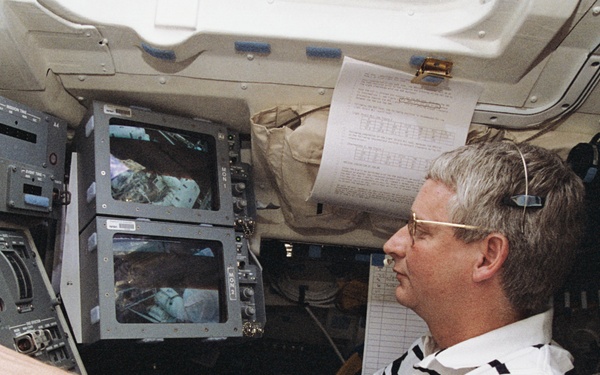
left=514, top=143, right=528, bottom=234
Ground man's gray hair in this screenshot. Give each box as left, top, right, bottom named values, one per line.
left=427, top=141, right=586, bottom=318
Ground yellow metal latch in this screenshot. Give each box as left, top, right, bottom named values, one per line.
left=411, top=57, right=453, bottom=86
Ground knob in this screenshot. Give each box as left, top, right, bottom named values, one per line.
left=242, top=305, right=256, bottom=318
left=241, top=287, right=255, bottom=300
left=233, top=182, right=246, bottom=195
left=234, top=199, right=247, bottom=212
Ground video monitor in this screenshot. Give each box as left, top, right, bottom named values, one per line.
left=76, top=102, right=234, bottom=229
left=78, top=217, right=246, bottom=342
left=113, top=233, right=223, bottom=325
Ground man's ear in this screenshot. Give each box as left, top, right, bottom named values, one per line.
left=473, top=233, right=509, bottom=283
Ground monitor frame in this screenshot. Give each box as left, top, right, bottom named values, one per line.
left=76, top=102, right=234, bottom=230
left=78, top=217, right=243, bottom=342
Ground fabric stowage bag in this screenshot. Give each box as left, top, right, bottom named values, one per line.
left=251, top=105, right=365, bottom=231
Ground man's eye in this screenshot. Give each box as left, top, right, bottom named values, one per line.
left=414, top=226, right=429, bottom=239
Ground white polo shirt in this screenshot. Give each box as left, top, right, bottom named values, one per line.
left=373, top=309, right=573, bottom=375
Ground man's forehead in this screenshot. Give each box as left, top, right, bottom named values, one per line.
left=415, top=180, right=454, bottom=201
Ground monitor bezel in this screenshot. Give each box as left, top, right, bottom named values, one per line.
left=77, top=102, right=234, bottom=229
left=79, top=217, right=243, bottom=342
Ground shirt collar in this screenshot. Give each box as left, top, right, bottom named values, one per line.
left=425, top=309, right=554, bottom=369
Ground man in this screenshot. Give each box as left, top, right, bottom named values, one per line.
left=376, top=141, right=585, bottom=374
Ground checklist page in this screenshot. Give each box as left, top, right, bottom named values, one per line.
left=362, top=254, right=428, bottom=374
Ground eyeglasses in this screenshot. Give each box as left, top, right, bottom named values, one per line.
left=407, top=212, right=485, bottom=246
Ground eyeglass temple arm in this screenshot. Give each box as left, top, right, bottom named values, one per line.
left=415, top=219, right=481, bottom=231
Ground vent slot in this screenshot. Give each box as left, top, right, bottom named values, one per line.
left=48, top=344, right=69, bottom=363
left=0, top=122, right=37, bottom=143
left=11, top=244, right=29, bottom=259
left=2, top=251, right=33, bottom=302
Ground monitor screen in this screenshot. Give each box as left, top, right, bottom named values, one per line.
left=112, top=233, right=224, bottom=324
left=109, top=120, right=219, bottom=211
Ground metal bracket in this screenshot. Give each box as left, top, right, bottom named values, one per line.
left=284, top=243, right=293, bottom=258
left=235, top=216, right=256, bottom=238
left=56, top=190, right=72, bottom=206
left=411, top=57, right=453, bottom=86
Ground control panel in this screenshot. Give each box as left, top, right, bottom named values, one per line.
left=0, top=96, right=68, bottom=218
left=0, top=226, right=86, bottom=373
left=228, top=133, right=264, bottom=336
left=228, top=132, right=257, bottom=238
left=235, top=233, right=266, bottom=337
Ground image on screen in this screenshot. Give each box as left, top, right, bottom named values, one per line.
left=108, top=120, right=219, bottom=211
left=112, top=234, right=224, bottom=324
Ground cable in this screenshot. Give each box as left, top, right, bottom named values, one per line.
left=277, top=104, right=331, bottom=129
left=304, top=305, right=346, bottom=365
left=247, top=247, right=263, bottom=272
left=270, top=274, right=339, bottom=308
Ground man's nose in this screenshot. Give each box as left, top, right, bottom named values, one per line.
left=383, top=224, right=410, bottom=258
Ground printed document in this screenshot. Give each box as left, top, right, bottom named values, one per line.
left=310, top=57, right=482, bottom=218
left=362, top=254, right=428, bottom=375
left=362, top=254, right=428, bottom=374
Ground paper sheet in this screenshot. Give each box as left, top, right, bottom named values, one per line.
left=361, top=254, right=428, bottom=374
left=310, top=57, right=482, bottom=218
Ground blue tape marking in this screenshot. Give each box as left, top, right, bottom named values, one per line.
left=234, top=41, right=271, bottom=54
left=24, top=194, right=50, bottom=208
left=371, top=253, right=385, bottom=267
left=421, top=75, right=445, bottom=84
left=141, top=43, right=177, bottom=61
left=409, top=55, right=426, bottom=67
left=306, top=46, right=342, bottom=59
left=354, top=253, right=371, bottom=263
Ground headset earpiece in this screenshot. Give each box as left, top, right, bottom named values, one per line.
left=567, top=133, right=600, bottom=185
